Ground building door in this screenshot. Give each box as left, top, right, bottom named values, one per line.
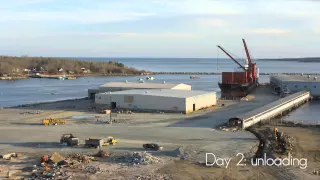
left=111, top=102, right=117, bottom=109
left=193, top=104, right=196, bottom=111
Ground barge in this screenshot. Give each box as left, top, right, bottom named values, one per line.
left=217, top=39, right=259, bottom=98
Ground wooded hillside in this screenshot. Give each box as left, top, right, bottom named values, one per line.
left=0, top=56, right=145, bottom=76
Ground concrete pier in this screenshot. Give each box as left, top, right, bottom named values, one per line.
left=229, top=90, right=311, bottom=129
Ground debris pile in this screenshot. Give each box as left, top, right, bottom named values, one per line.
left=19, top=110, right=43, bottom=115
left=96, top=150, right=109, bottom=157
left=313, top=169, right=320, bottom=176
left=1, top=153, right=22, bottom=160
left=275, top=131, right=295, bottom=153
left=115, top=152, right=161, bottom=165
left=175, top=146, right=198, bottom=160
left=31, top=152, right=97, bottom=179
left=65, top=153, right=96, bottom=165
left=135, top=174, right=171, bottom=180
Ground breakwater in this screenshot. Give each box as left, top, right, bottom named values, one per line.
left=152, top=72, right=320, bottom=75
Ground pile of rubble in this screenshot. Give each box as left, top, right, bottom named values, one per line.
left=96, top=150, right=109, bottom=157
left=135, top=174, right=171, bottom=180
left=19, top=110, right=43, bottom=115
left=115, top=152, right=161, bottom=165
left=275, top=131, right=295, bottom=153
left=1, top=152, right=22, bottom=160
left=31, top=152, right=98, bottom=179
left=175, top=146, right=198, bottom=160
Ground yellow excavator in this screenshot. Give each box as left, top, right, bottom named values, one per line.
left=103, top=136, right=118, bottom=146
left=42, top=118, right=67, bottom=126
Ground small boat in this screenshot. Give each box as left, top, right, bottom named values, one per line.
left=138, top=78, right=144, bottom=83
left=58, top=76, right=66, bottom=80
left=146, top=76, right=155, bottom=80
left=190, top=76, right=200, bottom=79
left=67, top=76, right=76, bottom=80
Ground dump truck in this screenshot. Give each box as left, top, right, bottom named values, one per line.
left=85, top=138, right=104, bottom=148
left=103, top=136, right=118, bottom=146
left=60, top=134, right=80, bottom=146
left=42, top=118, right=66, bottom=126
left=143, top=143, right=163, bottom=151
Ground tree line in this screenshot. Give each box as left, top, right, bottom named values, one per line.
left=0, top=56, right=146, bottom=76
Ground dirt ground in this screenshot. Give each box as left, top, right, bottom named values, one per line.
left=1, top=86, right=318, bottom=179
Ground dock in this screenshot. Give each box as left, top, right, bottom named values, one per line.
left=229, top=90, right=311, bottom=129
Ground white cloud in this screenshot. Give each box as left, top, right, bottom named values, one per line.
left=157, top=0, right=245, bottom=15
left=196, top=18, right=228, bottom=27
left=114, top=32, right=197, bottom=39
left=249, top=28, right=291, bottom=35
left=0, top=11, right=153, bottom=24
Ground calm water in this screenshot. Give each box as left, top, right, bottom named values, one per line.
left=78, top=57, right=320, bottom=73
left=0, top=58, right=319, bottom=123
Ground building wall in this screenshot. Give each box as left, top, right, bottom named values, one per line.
left=185, top=93, right=216, bottom=114
left=270, top=77, right=320, bottom=96
left=95, top=93, right=111, bottom=105
left=281, top=82, right=320, bottom=97
left=96, top=92, right=216, bottom=113
left=88, top=89, right=99, bottom=99
left=110, top=94, right=186, bottom=112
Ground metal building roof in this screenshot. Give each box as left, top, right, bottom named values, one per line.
left=105, top=89, right=215, bottom=98
left=271, top=74, right=320, bottom=82
left=100, top=82, right=190, bottom=89
left=232, top=90, right=310, bottom=121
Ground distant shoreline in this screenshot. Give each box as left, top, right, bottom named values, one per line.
left=258, top=58, right=320, bottom=62
left=1, top=72, right=320, bottom=80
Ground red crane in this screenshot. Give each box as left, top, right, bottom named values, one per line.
left=242, top=38, right=252, bottom=64
left=217, top=45, right=246, bottom=71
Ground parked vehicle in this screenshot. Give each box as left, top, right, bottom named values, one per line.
left=60, top=134, right=80, bottom=147
left=142, top=143, right=163, bottom=151
left=42, top=118, right=66, bottom=126
left=85, top=138, right=104, bottom=148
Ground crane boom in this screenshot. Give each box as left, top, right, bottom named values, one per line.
left=217, top=45, right=246, bottom=71
left=242, top=38, right=252, bottom=64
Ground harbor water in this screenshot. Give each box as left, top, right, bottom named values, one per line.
left=0, top=58, right=319, bottom=123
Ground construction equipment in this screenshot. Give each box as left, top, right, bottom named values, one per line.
left=274, top=127, right=279, bottom=141
left=142, top=143, right=163, bottom=151
left=85, top=138, right=104, bottom=149
left=102, top=136, right=118, bottom=146
left=60, top=134, right=80, bottom=146
left=42, top=118, right=66, bottom=126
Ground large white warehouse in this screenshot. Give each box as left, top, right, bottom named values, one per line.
left=95, top=89, right=216, bottom=114
left=270, top=74, right=320, bottom=97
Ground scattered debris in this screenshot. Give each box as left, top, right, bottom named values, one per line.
left=32, top=152, right=97, bottom=179
left=1, top=153, right=22, bottom=160
left=274, top=129, right=295, bottom=154
left=50, top=152, right=64, bottom=163
left=114, top=152, right=162, bottom=165
left=313, top=169, right=320, bottom=176
left=19, top=110, right=43, bottom=115
left=96, top=150, right=109, bottom=157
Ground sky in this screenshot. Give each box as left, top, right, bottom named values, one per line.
left=0, top=0, right=319, bottom=58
